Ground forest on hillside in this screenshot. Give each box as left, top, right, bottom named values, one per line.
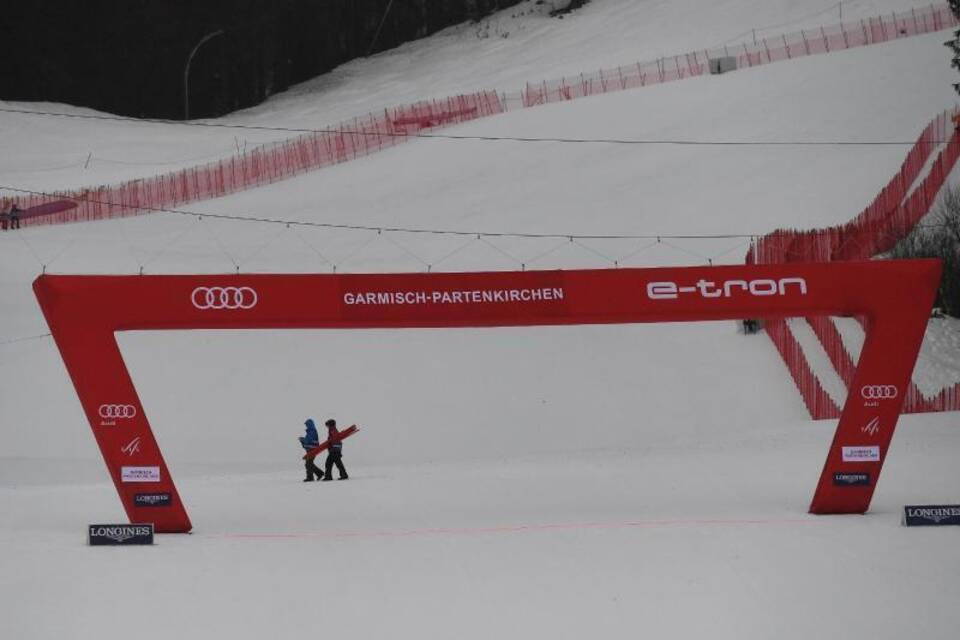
left=2, top=0, right=532, bottom=119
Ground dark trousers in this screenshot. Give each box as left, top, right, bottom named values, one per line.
left=10, top=216, right=19, bottom=229
left=324, top=450, right=348, bottom=480
left=304, top=457, right=324, bottom=481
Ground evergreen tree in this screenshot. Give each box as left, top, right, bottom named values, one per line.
left=948, top=1, right=960, bottom=95
left=0, top=0, right=525, bottom=119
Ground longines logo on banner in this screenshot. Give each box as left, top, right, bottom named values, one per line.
left=646, top=277, right=807, bottom=301
left=121, top=466, right=161, bottom=483
left=98, top=403, right=136, bottom=426
left=191, top=286, right=258, bottom=310
left=861, top=417, right=880, bottom=436
left=88, top=523, right=154, bottom=546
left=833, top=472, right=871, bottom=486
left=861, top=385, right=898, bottom=407
left=841, top=446, right=881, bottom=462
left=903, top=505, right=960, bottom=527
left=134, top=493, right=172, bottom=507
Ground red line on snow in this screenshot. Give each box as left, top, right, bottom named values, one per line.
left=205, top=516, right=822, bottom=541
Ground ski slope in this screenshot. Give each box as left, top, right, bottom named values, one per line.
left=0, top=0, right=944, bottom=193
left=1, top=1, right=959, bottom=639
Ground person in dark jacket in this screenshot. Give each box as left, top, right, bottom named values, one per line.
left=299, top=418, right=325, bottom=482
left=8, top=204, right=22, bottom=230
left=322, top=418, right=349, bottom=481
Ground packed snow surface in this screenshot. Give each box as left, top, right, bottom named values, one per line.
left=1, top=1, right=959, bottom=638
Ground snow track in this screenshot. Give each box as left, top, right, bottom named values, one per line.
left=1, top=2, right=959, bottom=638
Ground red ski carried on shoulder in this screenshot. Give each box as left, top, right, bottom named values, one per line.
left=303, top=424, right=359, bottom=460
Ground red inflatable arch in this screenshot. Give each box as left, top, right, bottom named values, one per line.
left=34, top=260, right=940, bottom=533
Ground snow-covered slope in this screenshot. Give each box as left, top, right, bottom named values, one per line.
left=0, top=0, right=941, bottom=193
left=1, top=2, right=959, bottom=639
left=2, top=29, right=956, bottom=458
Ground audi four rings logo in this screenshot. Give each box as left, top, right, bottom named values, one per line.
left=99, top=404, right=137, bottom=419
left=860, top=385, right=898, bottom=400
left=191, top=286, right=258, bottom=310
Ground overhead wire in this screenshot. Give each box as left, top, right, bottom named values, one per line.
left=712, top=1, right=846, bottom=47
left=0, top=106, right=944, bottom=147
left=0, top=184, right=766, bottom=240
left=0, top=333, right=52, bottom=347
left=0, top=184, right=955, bottom=243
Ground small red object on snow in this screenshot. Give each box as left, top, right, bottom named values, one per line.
left=19, top=200, right=79, bottom=220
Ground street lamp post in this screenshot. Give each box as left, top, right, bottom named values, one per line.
left=183, top=29, right=225, bottom=120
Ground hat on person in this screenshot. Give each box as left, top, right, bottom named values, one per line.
left=325, top=418, right=336, bottom=428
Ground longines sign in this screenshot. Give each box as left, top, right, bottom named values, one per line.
left=88, top=523, right=155, bottom=545
left=902, top=505, right=960, bottom=527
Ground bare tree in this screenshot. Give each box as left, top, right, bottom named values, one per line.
left=890, top=185, right=960, bottom=317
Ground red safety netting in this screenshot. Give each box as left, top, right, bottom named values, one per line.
left=750, top=109, right=960, bottom=418
left=804, top=314, right=960, bottom=417
left=765, top=318, right=841, bottom=420
left=4, top=5, right=956, bottom=228
left=516, top=4, right=957, bottom=108
left=5, top=91, right=503, bottom=226
left=748, top=111, right=956, bottom=265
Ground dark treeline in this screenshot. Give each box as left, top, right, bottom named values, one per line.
left=2, top=0, right=524, bottom=120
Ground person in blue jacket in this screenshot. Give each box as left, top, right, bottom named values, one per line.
left=299, top=418, right=325, bottom=482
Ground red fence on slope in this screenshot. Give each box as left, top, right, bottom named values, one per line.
left=6, top=91, right=503, bottom=226
left=765, top=318, right=841, bottom=419
left=805, top=313, right=960, bottom=416
left=748, top=111, right=956, bottom=265
left=4, top=5, right=955, bottom=230
left=750, top=110, right=960, bottom=418
left=518, top=4, right=956, bottom=108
